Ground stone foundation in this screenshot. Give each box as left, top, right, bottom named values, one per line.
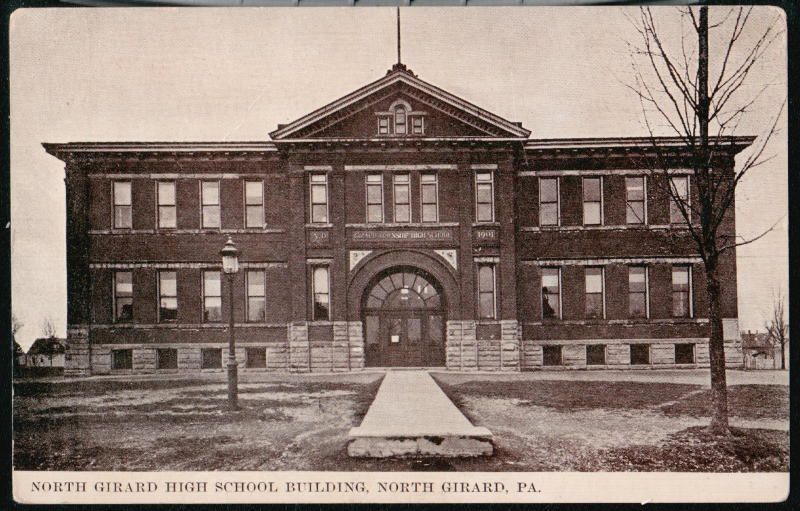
left=65, top=326, right=91, bottom=376
left=446, top=320, right=520, bottom=371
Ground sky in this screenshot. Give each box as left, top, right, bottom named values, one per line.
left=9, top=6, right=787, bottom=350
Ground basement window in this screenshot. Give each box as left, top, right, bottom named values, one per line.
left=543, top=345, right=562, bottom=366
left=112, top=349, right=133, bottom=370
left=675, top=343, right=695, bottom=364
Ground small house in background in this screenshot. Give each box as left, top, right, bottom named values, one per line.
left=25, top=337, right=66, bottom=376
left=14, top=341, right=27, bottom=370
left=742, top=331, right=782, bottom=370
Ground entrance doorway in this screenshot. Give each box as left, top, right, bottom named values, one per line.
left=362, top=268, right=446, bottom=367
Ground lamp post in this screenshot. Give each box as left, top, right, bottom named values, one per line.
left=220, top=236, right=240, bottom=410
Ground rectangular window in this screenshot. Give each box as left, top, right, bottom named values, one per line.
left=630, top=344, right=651, bottom=365
left=378, top=116, right=390, bottom=135
left=672, top=265, right=692, bottom=318
left=670, top=176, right=690, bottom=224
left=246, top=347, right=267, bottom=368
left=202, top=271, right=222, bottom=323
left=625, top=176, right=646, bottom=224
left=541, top=267, right=561, bottom=319
left=586, top=344, right=606, bottom=365
left=543, top=345, right=563, bottom=366
left=157, top=181, right=176, bottom=229
left=246, top=270, right=266, bottom=322
left=582, top=177, right=602, bottom=225
left=311, top=265, right=330, bottom=321
left=112, top=349, right=133, bottom=370
left=411, top=116, right=424, bottom=135
left=365, top=174, right=383, bottom=223
left=244, top=180, right=264, bottom=228
left=201, top=181, right=220, bottom=229
left=156, top=348, right=178, bottom=369
left=475, top=172, right=495, bottom=223
left=113, top=181, right=132, bottom=229
left=477, top=264, right=496, bottom=320
left=310, top=174, right=328, bottom=224
left=539, top=177, right=559, bottom=226
left=393, top=173, right=410, bottom=223
left=628, top=266, right=649, bottom=318
left=113, top=271, right=133, bottom=322
left=420, top=173, right=438, bottom=223
left=201, top=348, right=222, bottom=369
left=585, top=267, right=605, bottom=319
left=675, top=343, right=695, bottom=364
left=158, top=271, right=178, bottom=322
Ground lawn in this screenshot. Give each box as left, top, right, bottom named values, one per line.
left=13, top=372, right=788, bottom=472
left=431, top=374, right=789, bottom=472
left=13, top=374, right=383, bottom=471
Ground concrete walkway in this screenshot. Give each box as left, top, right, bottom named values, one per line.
left=348, top=371, right=493, bottom=458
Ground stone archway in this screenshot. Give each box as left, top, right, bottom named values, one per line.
left=361, top=267, right=446, bottom=367
left=348, top=249, right=461, bottom=368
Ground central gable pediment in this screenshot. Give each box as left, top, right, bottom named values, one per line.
left=270, top=64, right=530, bottom=140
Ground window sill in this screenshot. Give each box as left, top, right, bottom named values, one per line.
left=306, top=223, right=333, bottom=229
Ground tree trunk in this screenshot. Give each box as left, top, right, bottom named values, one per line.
left=705, top=260, right=730, bottom=435
left=780, top=339, right=786, bottom=370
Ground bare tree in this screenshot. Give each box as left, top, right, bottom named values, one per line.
left=12, top=313, right=24, bottom=341
left=765, top=290, right=788, bottom=370
left=40, top=316, right=57, bottom=339
left=627, top=6, right=784, bottom=435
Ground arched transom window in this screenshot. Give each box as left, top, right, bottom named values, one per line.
left=377, top=100, right=425, bottom=136
left=364, top=270, right=441, bottom=310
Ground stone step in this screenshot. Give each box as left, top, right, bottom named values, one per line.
left=347, top=371, right=493, bottom=458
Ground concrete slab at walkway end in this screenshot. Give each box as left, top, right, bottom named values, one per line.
left=347, top=371, right=493, bottom=458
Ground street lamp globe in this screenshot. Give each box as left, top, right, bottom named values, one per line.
left=220, top=236, right=239, bottom=274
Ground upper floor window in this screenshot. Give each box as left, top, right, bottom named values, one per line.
left=366, top=174, right=384, bottom=223
left=393, top=174, right=411, bottom=223
left=202, top=271, right=222, bottom=323
left=311, top=265, right=330, bottom=321
left=420, top=173, right=438, bottom=223
left=378, top=116, right=390, bottom=136
left=411, top=116, right=424, bottom=135
left=113, top=271, right=133, bottom=322
left=475, top=172, right=495, bottom=223
left=394, top=104, right=407, bottom=135
left=625, top=176, right=646, bottom=224
left=628, top=266, right=649, bottom=318
left=245, top=180, right=265, bottom=228
left=672, top=265, right=693, bottom=318
left=201, top=181, right=220, bottom=229
left=583, top=177, right=603, bottom=226
left=113, top=181, right=132, bottom=229
left=310, top=174, right=328, bottom=224
left=539, top=177, right=559, bottom=226
left=541, top=267, right=561, bottom=319
left=158, top=270, right=178, bottom=322
left=157, top=181, right=176, bottom=229
left=477, top=264, right=496, bottom=319
left=246, top=270, right=266, bottom=322
left=669, top=176, right=690, bottom=224
left=585, top=266, right=605, bottom=319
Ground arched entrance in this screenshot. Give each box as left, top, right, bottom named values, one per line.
left=361, top=267, right=446, bottom=367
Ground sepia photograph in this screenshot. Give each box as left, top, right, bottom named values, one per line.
left=9, top=3, right=789, bottom=504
